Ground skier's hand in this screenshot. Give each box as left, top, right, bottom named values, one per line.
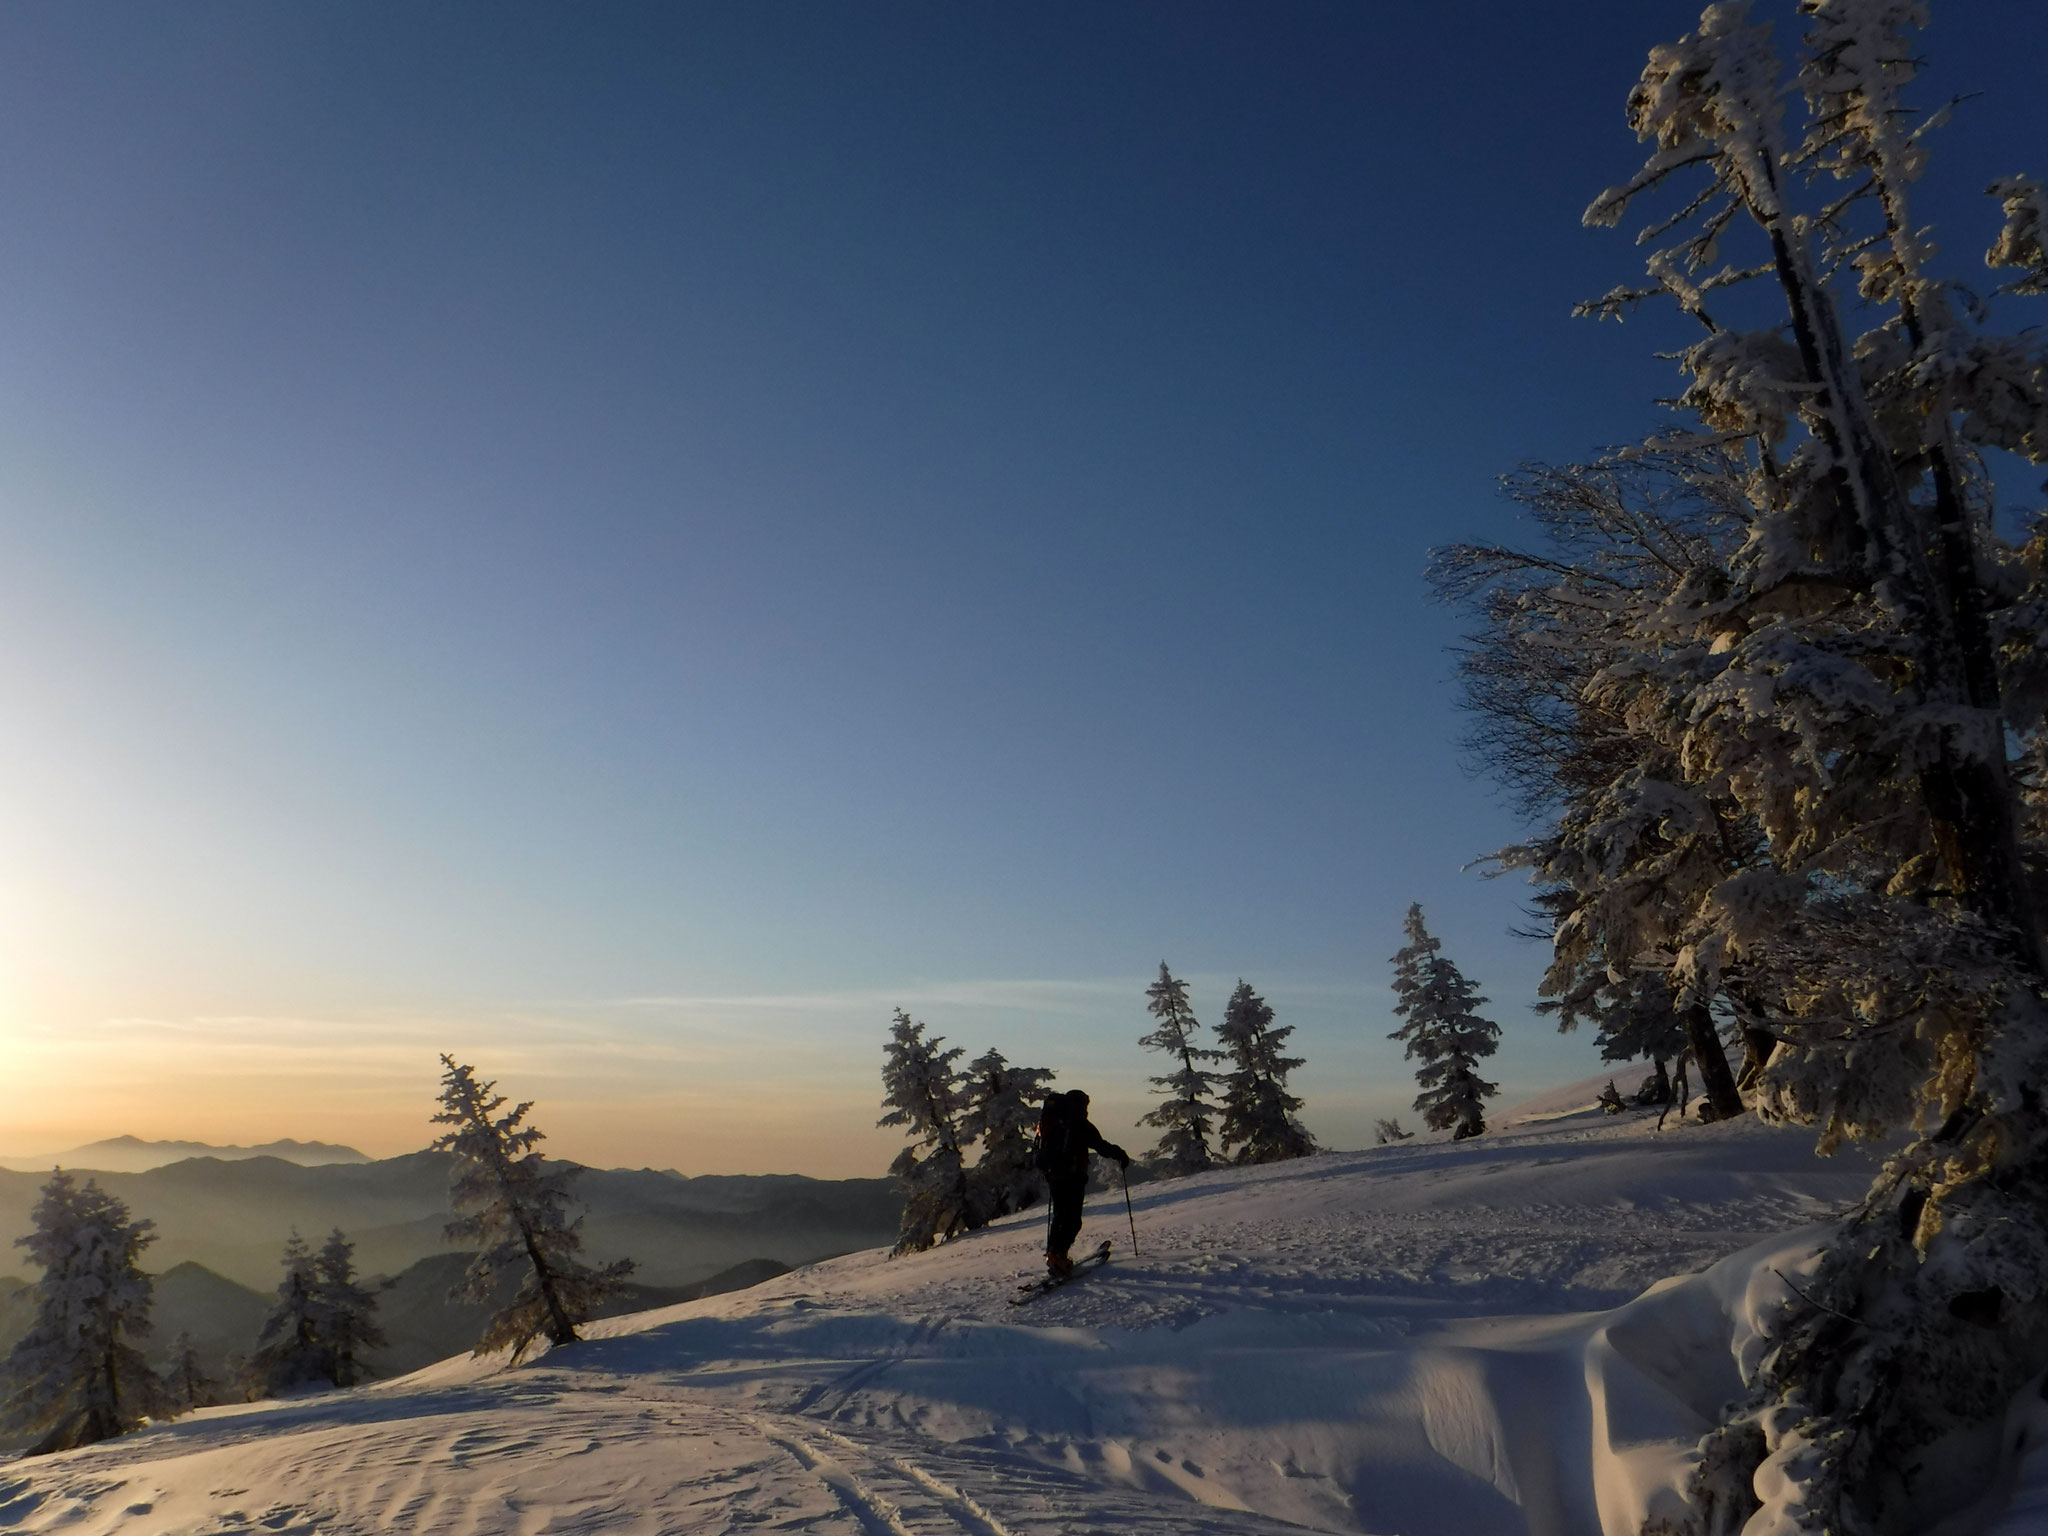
left=1117, top=1152, right=1131, bottom=1170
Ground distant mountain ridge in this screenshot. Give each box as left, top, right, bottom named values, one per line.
left=0, top=1151, right=901, bottom=1289
left=0, top=1136, right=372, bottom=1174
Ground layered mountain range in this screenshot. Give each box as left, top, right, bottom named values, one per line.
left=0, top=1153, right=898, bottom=1291
left=0, top=1150, right=901, bottom=1384
left=0, top=1137, right=372, bottom=1174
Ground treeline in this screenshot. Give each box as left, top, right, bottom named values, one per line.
left=878, top=905, right=1531, bottom=1255
left=880, top=967, right=1322, bottom=1253
left=0, top=1056, right=632, bottom=1456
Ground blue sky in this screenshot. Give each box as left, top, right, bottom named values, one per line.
left=1, top=2, right=2043, bottom=1171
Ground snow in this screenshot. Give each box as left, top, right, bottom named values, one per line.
left=4, top=1081, right=2037, bottom=1535
left=1493, top=1062, right=1657, bottom=1127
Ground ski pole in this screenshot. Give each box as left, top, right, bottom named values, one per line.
left=1121, top=1165, right=1138, bottom=1257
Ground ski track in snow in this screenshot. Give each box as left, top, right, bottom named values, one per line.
left=2, top=1094, right=1978, bottom=1536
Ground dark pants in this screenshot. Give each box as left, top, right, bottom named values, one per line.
left=1047, top=1174, right=1087, bottom=1259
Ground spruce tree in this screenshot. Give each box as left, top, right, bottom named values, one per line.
left=1541, top=970, right=1691, bottom=1107
left=430, top=1056, right=635, bottom=1360
left=163, top=1332, right=216, bottom=1413
left=1388, top=906, right=1500, bottom=1140
left=1214, top=980, right=1315, bottom=1164
left=246, top=1231, right=329, bottom=1395
left=313, top=1229, right=385, bottom=1388
left=958, top=1048, right=1056, bottom=1221
left=878, top=1010, right=978, bottom=1252
left=2, top=1170, right=160, bottom=1452
left=1373, top=1118, right=1413, bottom=1145
left=1137, top=963, right=1223, bottom=1174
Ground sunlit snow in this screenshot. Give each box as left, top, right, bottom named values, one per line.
left=5, top=1078, right=2041, bottom=1535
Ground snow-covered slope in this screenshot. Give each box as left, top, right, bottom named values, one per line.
left=6, top=1091, right=2031, bottom=1536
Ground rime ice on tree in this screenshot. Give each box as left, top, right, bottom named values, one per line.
left=431, top=1056, right=635, bottom=1360
left=315, top=1228, right=385, bottom=1388
left=164, top=1332, right=217, bottom=1413
left=1430, top=448, right=1753, bottom=1123
left=878, top=1010, right=980, bottom=1252
left=959, top=1048, right=1056, bottom=1221
left=1214, top=980, right=1315, bottom=1164
left=1137, top=963, right=1223, bottom=1175
left=1448, top=1, right=2048, bottom=1529
left=2, top=1170, right=160, bottom=1453
left=247, top=1227, right=385, bottom=1395
left=1388, top=906, right=1499, bottom=1140
left=247, top=1232, right=331, bottom=1395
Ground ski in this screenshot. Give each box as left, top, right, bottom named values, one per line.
left=1009, top=1241, right=1111, bottom=1305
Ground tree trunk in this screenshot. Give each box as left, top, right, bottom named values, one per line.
left=1684, top=1005, right=1744, bottom=1122
left=520, top=1224, right=578, bottom=1348
left=1768, top=217, right=2047, bottom=988
left=1735, top=1024, right=1775, bottom=1093
left=1645, top=1057, right=1672, bottom=1104
left=98, top=1340, right=121, bottom=1443
left=1658, top=1052, right=1690, bottom=1132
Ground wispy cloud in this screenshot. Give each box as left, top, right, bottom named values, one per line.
left=587, top=976, right=1141, bottom=1016
left=0, top=968, right=1431, bottom=1168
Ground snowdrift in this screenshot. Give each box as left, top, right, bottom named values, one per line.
left=4, top=1089, right=2039, bottom=1535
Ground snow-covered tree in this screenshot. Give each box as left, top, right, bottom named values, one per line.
left=245, top=1229, right=385, bottom=1395
left=958, top=1048, right=1055, bottom=1221
left=878, top=1010, right=979, bottom=1252
left=313, top=1229, right=385, bottom=1388
left=1543, top=966, right=1696, bottom=1107
left=1215, top=980, right=1315, bottom=1164
left=1461, top=4, right=2048, bottom=1529
left=1433, top=449, right=1755, bottom=1122
left=2, top=1170, right=160, bottom=1452
left=162, top=1332, right=216, bottom=1414
left=1388, top=907, right=1500, bottom=1140
left=431, top=1056, right=635, bottom=1361
left=1373, top=1118, right=1413, bottom=1145
left=1137, top=963, right=1223, bottom=1174
left=246, top=1232, right=328, bottom=1395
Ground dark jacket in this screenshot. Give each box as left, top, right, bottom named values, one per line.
left=1038, top=1097, right=1128, bottom=1182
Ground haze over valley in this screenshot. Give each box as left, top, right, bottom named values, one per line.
left=6, top=3, right=2048, bottom=1532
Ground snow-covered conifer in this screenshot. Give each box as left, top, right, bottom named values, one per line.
left=246, top=1232, right=328, bottom=1395
left=1433, top=449, right=1753, bottom=1123
left=1215, top=981, right=1315, bottom=1164
left=1130, top=966, right=1220, bottom=1171
left=1137, top=963, right=1223, bottom=1175
left=958, top=1048, right=1055, bottom=1221
left=1456, top=4, right=2048, bottom=1527
left=1543, top=969, right=1697, bottom=1108
left=163, top=1332, right=216, bottom=1413
left=878, top=1011, right=978, bottom=1252
left=430, top=1056, right=635, bottom=1361
left=1387, top=907, right=1499, bottom=1140
left=1373, top=1118, right=1413, bottom=1145
left=2, top=1170, right=160, bottom=1452
left=313, top=1228, right=385, bottom=1388
left=247, top=1229, right=385, bottom=1394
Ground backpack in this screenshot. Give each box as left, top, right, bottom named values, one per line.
left=1036, top=1091, right=1083, bottom=1175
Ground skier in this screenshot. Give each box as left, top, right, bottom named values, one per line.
left=1036, top=1089, right=1130, bottom=1279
